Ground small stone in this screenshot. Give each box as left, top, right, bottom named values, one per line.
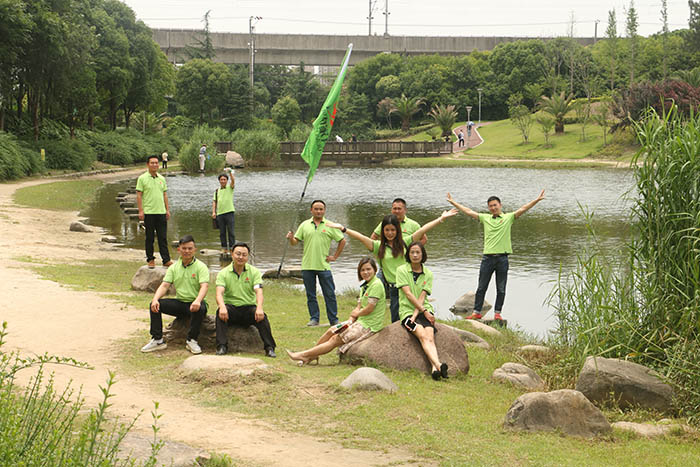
left=69, top=221, right=92, bottom=233
left=101, top=235, right=119, bottom=243
left=340, top=367, right=398, bottom=393
left=180, top=355, right=267, bottom=376
left=123, top=207, right=139, bottom=215
left=118, top=433, right=210, bottom=467
left=442, top=324, right=490, bottom=348
left=449, top=291, right=492, bottom=314
left=263, top=266, right=303, bottom=279
left=611, top=421, right=680, bottom=438
left=518, top=345, right=550, bottom=356
left=463, top=319, right=503, bottom=337
left=493, top=362, right=545, bottom=390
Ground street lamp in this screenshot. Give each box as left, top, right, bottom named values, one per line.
left=249, top=16, right=262, bottom=102
left=465, top=106, right=472, bottom=149
left=477, top=88, right=483, bottom=125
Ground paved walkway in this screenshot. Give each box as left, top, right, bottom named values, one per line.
left=452, top=122, right=489, bottom=152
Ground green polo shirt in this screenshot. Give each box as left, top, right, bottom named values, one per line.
left=162, top=258, right=209, bottom=303
left=356, top=275, right=386, bottom=332
left=135, top=171, right=167, bottom=214
left=373, top=216, right=421, bottom=237
left=479, top=212, right=515, bottom=254
left=395, top=263, right=434, bottom=320
left=216, top=263, right=263, bottom=306
left=294, top=218, right=345, bottom=271
left=371, top=234, right=412, bottom=284
left=214, top=185, right=235, bottom=215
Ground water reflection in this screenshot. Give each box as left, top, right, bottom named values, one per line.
left=83, top=167, right=635, bottom=337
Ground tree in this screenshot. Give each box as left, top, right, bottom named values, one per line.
left=282, top=64, right=327, bottom=122
left=591, top=101, right=612, bottom=145
left=605, top=9, right=619, bottom=90
left=0, top=0, right=31, bottom=131
left=185, top=10, right=215, bottom=60
left=538, top=92, right=573, bottom=134
left=688, top=1, right=700, bottom=55
left=661, top=0, right=669, bottom=80
left=271, top=96, right=301, bottom=136
left=175, top=59, right=231, bottom=123
left=507, top=94, right=533, bottom=143
left=573, top=100, right=591, bottom=142
left=626, top=0, right=639, bottom=86
left=375, top=75, right=401, bottom=99
left=389, top=94, right=424, bottom=132
left=428, top=104, right=457, bottom=137
left=377, top=97, right=394, bottom=128
left=536, top=114, right=555, bottom=147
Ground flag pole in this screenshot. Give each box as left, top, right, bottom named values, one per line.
left=275, top=44, right=353, bottom=278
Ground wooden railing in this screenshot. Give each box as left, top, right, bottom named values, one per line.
left=279, top=141, right=452, bottom=166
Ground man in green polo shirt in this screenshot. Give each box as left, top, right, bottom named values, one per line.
left=136, top=155, right=172, bottom=268
left=286, top=199, right=346, bottom=326
left=447, top=190, right=545, bottom=321
left=370, top=198, right=426, bottom=242
left=141, top=235, right=209, bottom=354
left=214, top=242, right=276, bottom=357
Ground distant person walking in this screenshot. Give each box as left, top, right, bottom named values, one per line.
left=136, top=155, right=171, bottom=268
left=199, top=144, right=207, bottom=172
left=212, top=168, right=235, bottom=255
left=161, top=151, right=168, bottom=169
left=457, top=130, right=465, bottom=148
left=286, top=200, right=346, bottom=326
left=335, top=134, right=343, bottom=143
left=447, top=190, right=545, bottom=321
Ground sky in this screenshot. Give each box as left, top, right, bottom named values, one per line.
left=122, top=0, right=692, bottom=38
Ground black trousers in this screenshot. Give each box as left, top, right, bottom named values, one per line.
left=216, top=304, right=276, bottom=351
left=144, top=213, right=170, bottom=263
left=150, top=298, right=207, bottom=341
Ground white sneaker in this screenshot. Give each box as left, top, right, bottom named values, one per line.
left=186, top=339, right=202, bottom=354
left=141, top=338, right=167, bottom=353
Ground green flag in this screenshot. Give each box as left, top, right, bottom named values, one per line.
left=300, top=44, right=353, bottom=182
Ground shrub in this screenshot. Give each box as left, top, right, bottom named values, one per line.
left=0, top=132, right=31, bottom=180
left=231, top=129, right=280, bottom=167
left=288, top=123, right=312, bottom=141
left=38, top=137, right=95, bottom=171
left=179, top=124, right=231, bottom=173
left=81, top=131, right=133, bottom=166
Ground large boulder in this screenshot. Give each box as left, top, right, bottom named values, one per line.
left=226, top=150, right=245, bottom=168
left=340, top=321, right=469, bottom=376
left=131, top=266, right=174, bottom=294
left=262, top=266, right=303, bottom=279
left=575, top=356, right=674, bottom=413
left=163, top=314, right=267, bottom=354
left=504, top=389, right=611, bottom=437
left=493, top=363, right=544, bottom=391
left=340, top=367, right=398, bottom=393
left=180, top=355, right=267, bottom=376
left=118, top=433, right=210, bottom=467
left=69, top=221, right=92, bottom=233
left=450, top=291, right=492, bottom=315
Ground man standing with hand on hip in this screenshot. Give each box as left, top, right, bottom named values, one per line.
left=137, top=155, right=171, bottom=268
left=447, top=190, right=545, bottom=321
left=286, top=200, right=346, bottom=327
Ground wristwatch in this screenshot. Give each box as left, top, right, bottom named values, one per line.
left=341, top=226, right=347, bottom=233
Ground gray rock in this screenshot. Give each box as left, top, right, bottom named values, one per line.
left=101, top=235, right=119, bottom=243
left=69, top=221, right=92, bottom=232
left=226, top=150, right=245, bottom=168
left=450, top=291, right=492, bottom=314
left=463, top=319, right=503, bottom=338
left=443, top=324, right=490, bottom=349
left=575, top=356, right=675, bottom=413
left=163, top=314, right=267, bottom=354
left=262, top=266, right=303, bottom=279
left=123, top=207, right=139, bottom=215
left=504, top=389, right=611, bottom=437
left=198, top=249, right=223, bottom=257
left=131, top=266, right=174, bottom=294
left=518, top=344, right=551, bottom=356
left=116, top=192, right=128, bottom=198
left=611, top=421, right=690, bottom=438
left=340, top=321, right=469, bottom=376
left=119, top=201, right=135, bottom=208
left=493, top=362, right=545, bottom=390
left=118, top=432, right=210, bottom=467
left=126, top=187, right=137, bottom=194
left=180, top=355, right=267, bottom=376
left=340, top=367, right=398, bottom=393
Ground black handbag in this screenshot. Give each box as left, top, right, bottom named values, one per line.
left=212, top=189, right=219, bottom=229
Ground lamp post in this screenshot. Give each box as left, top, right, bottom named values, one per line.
left=477, top=88, right=483, bottom=125
left=249, top=16, right=262, bottom=103
left=466, top=105, right=472, bottom=148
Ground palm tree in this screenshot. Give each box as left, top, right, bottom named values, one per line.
left=428, top=104, right=458, bottom=137
left=672, top=68, right=700, bottom=88
left=538, top=92, right=573, bottom=134
left=389, top=94, right=424, bottom=132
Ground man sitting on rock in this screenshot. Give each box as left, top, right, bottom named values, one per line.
left=215, top=242, right=277, bottom=358
left=141, top=235, right=209, bottom=355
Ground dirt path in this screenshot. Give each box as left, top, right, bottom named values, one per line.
left=0, top=171, right=418, bottom=466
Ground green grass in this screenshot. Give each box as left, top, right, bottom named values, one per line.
left=404, top=121, right=462, bottom=142
left=14, top=180, right=103, bottom=211
left=15, top=254, right=700, bottom=466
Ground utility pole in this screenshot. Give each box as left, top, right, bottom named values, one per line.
left=477, top=88, right=483, bottom=124
left=249, top=16, right=262, bottom=103
left=383, top=0, right=389, bottom=37
left=368, top=0, right=374, bottom=35
left=594, top=19, right=600, bottom=43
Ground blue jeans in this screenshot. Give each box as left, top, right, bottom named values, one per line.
left=378, top=270, right=400, bottom=322
left=301, top=269, right=338, bottom=324
left=474, top=254, right=509, bottom=313
left=216, top=211, right=235, bottom=249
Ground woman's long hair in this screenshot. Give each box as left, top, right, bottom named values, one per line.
left=378, top=214, right=406, bottom=260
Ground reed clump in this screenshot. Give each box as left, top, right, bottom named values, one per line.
left=548, top=105, right=700, bottom=422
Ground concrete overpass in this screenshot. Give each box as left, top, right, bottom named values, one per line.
left=152, top=29, right=596, bottom=66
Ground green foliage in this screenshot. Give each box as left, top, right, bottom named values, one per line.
left=179, top=125, right=230, bottom=173
left=231, top=129, right=280, bottom=167
left=538, top=92, right=574, bottom=133
left=536, top=113, right=555, bottom=147
left=271, top=96, right=301, bottom=136
left=389, top=94, right=424, bottom=132
left=375, top=74, right=402, bottom=98
left=428, top=104, right=458, bottom=137
left=38, top=137, right=95, bottom=171
left=507, top=94, right=533, bottom=143
left=0, top=132, right=41, bottom=180
left=288, top=122, right=311, bottom=141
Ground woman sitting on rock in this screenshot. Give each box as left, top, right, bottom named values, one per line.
left=286, top=257, right=386, bottom=365
left=396, top=241, right=448, bottom=380
left=324, top=209, right=457, bottom=323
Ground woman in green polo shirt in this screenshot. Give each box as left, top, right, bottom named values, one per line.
left=325, top=209, right=457, bottom=323
left=396, top=241, right=449, bottom=380
left=286, top=257, right=385, bottom=365
left=212, top=169, right=235, bottom=255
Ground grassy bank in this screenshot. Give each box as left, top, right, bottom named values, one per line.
left=14, top=180, right=104, bottom=211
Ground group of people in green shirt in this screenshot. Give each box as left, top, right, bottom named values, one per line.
left=285, top=192, right=544, bottom=380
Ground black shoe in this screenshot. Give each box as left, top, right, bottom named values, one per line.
left=330, top=320, right=339, bottom=326
left=216, top=345, right=227, bottom=355
left=431, top=370, right=441, bottom=381
left=265, top=348, right=277, bottom=358
left=440, top=363, right=449, bottom=379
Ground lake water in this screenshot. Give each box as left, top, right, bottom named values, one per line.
left=83, top=167, right=635, bottom=337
